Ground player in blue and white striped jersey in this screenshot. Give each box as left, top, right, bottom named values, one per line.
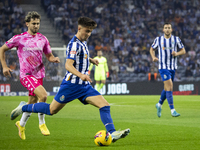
left=150, top=22, right=186, bottom=117
left=10, top=16, right=130, bottom=142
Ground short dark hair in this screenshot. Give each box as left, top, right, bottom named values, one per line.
left=25, top=11, right=41, bottom=22
left=163, top=22, right=172, bottom=28
left=78, top=16, right=97, bottom=29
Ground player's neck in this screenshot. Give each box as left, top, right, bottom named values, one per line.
left=28, top=30, right=37, bottom=36
left=76, top=33, right=84, bottom=42
left=164, top=34, right=171, bottom=39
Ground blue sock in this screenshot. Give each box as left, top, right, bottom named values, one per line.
left=99, top=106, right=116, bottom=134
left=22, top=102, right=52, bottom=115
left=159, top=89, right=166, bottom=105
left=166, top=91, right=174, bottom=109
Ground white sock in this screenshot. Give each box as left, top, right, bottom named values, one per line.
left=171, top=109, right=175, bottom=114
left=20, top=112, right=32, bottom=127
left=38, top=113, right=45, bottom=125
left=157, top=103, right=162, bottom=107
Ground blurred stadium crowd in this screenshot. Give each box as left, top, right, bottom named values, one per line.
left=1, top=0, right=200, bottom=82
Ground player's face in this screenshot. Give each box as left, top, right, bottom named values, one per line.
left=97, top=51, right=102, bottom=57
left=26, top=18, right=40, bottom=35
left=78, top=25, right=93, bottom=41
left=163, top=24, right=172, bottom=36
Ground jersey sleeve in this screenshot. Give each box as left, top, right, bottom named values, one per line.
left=43, top=36, right=52, bottom=54
left=151, top=37, right=158, bottom=49
left=66, top=42, right=79, bottom=60
left=104, top=57, right=109, bottom=72
left=5, top=35, right=20, bottom=49
left=176, top=37, right=184, bottom=49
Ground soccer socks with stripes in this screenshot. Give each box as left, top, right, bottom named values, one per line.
left=158, top=89, right=166, bottom=106
left=99, top=106, right=116, bottom=134
left=22, top=102, right=52, bottom=115
left=166, top=91, right=174, bottom=109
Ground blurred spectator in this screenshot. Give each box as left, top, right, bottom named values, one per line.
left=185, top=66, right=193, bottom=77
left=110, top=70, right=119, bottom=82
left=126, top=62, right=134, bottom=73
left=13, top=24, right=22, bottom=35
left=193, top=67, right=200, bottom=78
left=134, top=63, right=145, bottom=74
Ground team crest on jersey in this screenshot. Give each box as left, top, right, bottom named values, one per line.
left=164, top=74, right=167, bottom=79
left=60, top=95, right=65, bottom=101
left=84, top=54, right=88, bottom=59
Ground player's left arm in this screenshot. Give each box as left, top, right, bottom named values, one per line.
left=45, top=53, right=60, bottom=63
left=104, top=58, right=109, bottom=77
left=171, top=47, right=186, bottom=56
left=89, top=57, right=99, bottom=66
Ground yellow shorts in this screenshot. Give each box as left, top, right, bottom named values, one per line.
left=94, top=72, right=106, bottom=81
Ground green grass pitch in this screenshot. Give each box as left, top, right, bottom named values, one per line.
left=0, top=95, right=200, bottom=150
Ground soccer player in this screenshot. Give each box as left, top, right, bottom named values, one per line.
left=88, top=50, right=109, bottom=92
left=0, top=11, right=60, bottom=140
left=150, top=22, right=186, bottom=117
left=10, top=16, right=130, bottom=142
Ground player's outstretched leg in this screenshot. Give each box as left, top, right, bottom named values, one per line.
left=15, top=121, right=26, bottom=140
left=111, top=128, right=130, bottom=143
left=10, top=101, right=26, bottom=120
left=155, top=103, right=162, bottom=117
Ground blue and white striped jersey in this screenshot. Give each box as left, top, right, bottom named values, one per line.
left=63, top=35, right=90, bottom=85
left=151, top=35, right=184, bottom=70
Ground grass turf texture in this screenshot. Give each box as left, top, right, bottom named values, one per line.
left=0, top=95, right=200, bottom=150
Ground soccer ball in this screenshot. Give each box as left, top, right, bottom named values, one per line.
left=94, top=130, right=112, bottom=146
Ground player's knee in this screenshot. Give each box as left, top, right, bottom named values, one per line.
left=50, top=109, right=58, bottom=115
left=103, top=101, right=110, bottom=107
left=38, top=94, right=47, bottom=102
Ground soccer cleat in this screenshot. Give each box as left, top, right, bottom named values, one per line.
left=39, top=124, right=50, bottom=136
left=15, top=121, right=26, bottom=140
left=171, top=111, right=180, bottom=117
left=155, top=103, right=162, bottom=118
left=111, top=128, right=130, bottom=143
left=10, top=101, right=26, bottom=120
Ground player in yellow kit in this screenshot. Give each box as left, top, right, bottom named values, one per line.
left=89, top=50, right=109, bottom=92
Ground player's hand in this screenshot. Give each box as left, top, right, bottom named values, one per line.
left=3, top=67, right=13, bottom=77
left=80, top=74, right=92, bottom=83
left=152, top=57, right=159, bottom=62
left=90, top=58, right=99, bottom=66
left=52, top=57, right=60, bottom=63
left=171, top=51, right=177, bottom=56
left=106, top=72, right=109, bottom=78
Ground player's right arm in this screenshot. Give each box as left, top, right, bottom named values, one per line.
left=0, top=44, right=13, bottom=77
left=150, top=47, right=159, bottom=62
left=150, top=37, right=159, bottom=62
left=65, top=59, right=92, bottom=83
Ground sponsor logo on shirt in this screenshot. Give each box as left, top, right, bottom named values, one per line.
left=70, top=51, right=76, bottom=54
left=23, top=47, right=42, bottom=51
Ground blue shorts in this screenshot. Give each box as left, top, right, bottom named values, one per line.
left=159, top=69, right=175, bottom=82
left=54, top=81, right=101, bottom=104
